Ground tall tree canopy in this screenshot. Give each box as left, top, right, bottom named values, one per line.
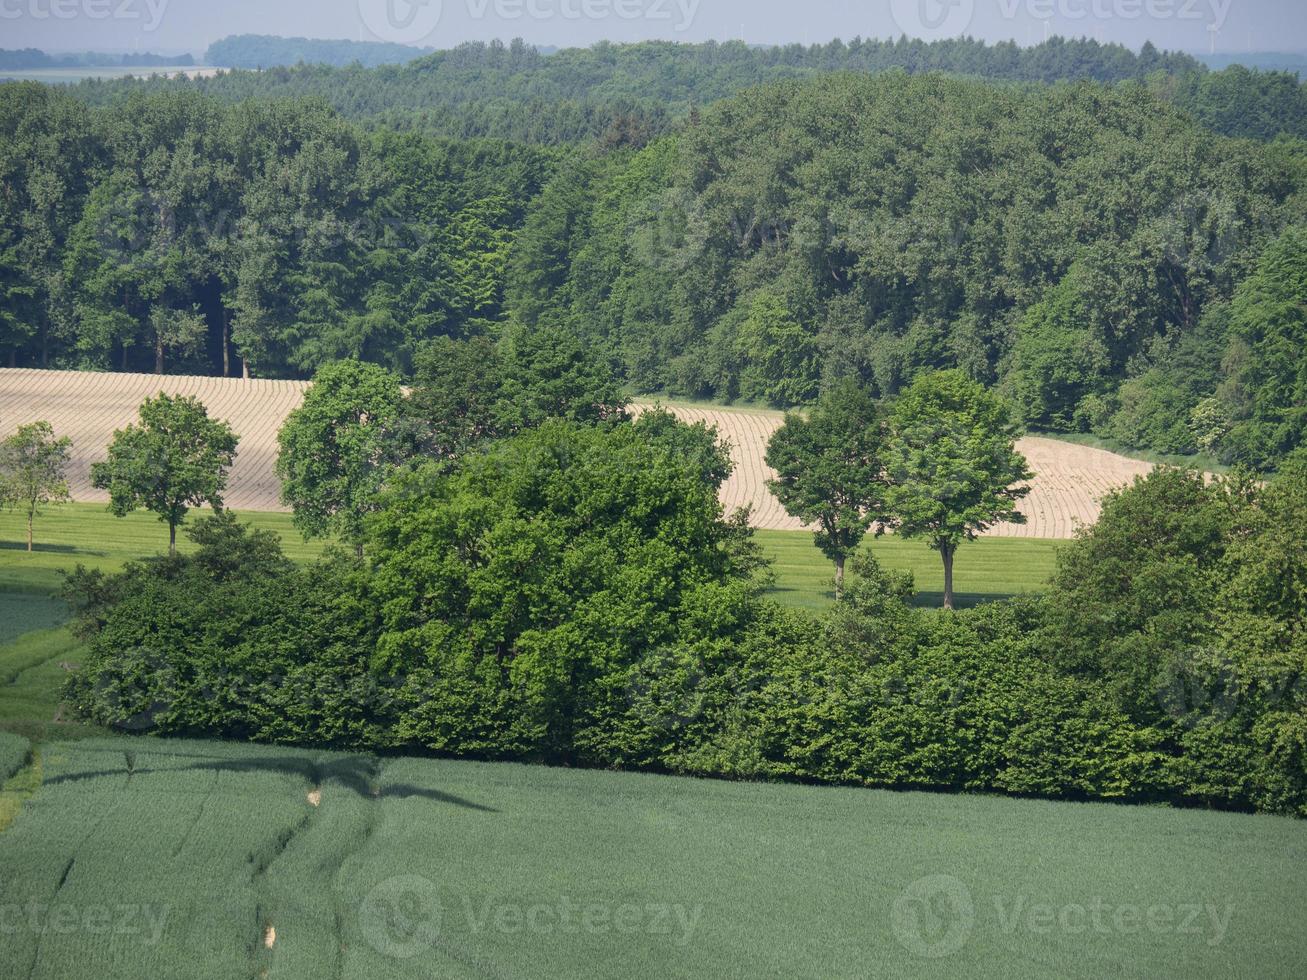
left=885, top=371, right=1033, bottom=610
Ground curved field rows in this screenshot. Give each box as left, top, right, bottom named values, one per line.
left=0, top=369, right=308, bottom=513
left=633, top=402, right=1157, bottom=539
left=2, top=369, right=1159, bottom=538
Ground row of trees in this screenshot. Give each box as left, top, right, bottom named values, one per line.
left=767, top=373, right=1031, bottom=608
left=5, top=67, right=1305, bottom=469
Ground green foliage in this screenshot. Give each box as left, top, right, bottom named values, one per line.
left=205, top=34, right=429, bottom=70
left=0, top=421, right=71, bottom=551
left=366, top=416, right=751, bottom=759
left=1220, top=226, right=1307, bottom=469
left=493, top=320, right=630, bottom=433
left=1003, top=274, right=1111, bottom=429
left=885, top=371, right=1033, bottom=609
left=81, top=36, right=1209, bottom=144
left=276, top=360, right=406, bottom=549
left=765, top=380, right=886, bottom=594
left=90, top=393, right=238, bottom=553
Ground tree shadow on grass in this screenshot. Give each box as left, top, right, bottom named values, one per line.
left=910, top=591, right=1015, bottom=610
left=43, top=751, right=499, bottom=812
left=0, top=541, right=94, bottom=556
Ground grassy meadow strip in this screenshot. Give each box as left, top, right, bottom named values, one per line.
left=0, top=735, right=1302, bottom=979
left=0, top=503, right=1058, bottom=610
left=757, top=530, right=1063, bottom=610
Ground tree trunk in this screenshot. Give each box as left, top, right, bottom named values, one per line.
left=7, top=347, right=15, bottom=368
left=26, top=511, right=34, bottom=553
left=221, top=311, right=230, bottom=378
left=355, top=542, right=364, bottom=560
left=834, top=554, right=846, bottom=601
left=155, top=334, right=165, bottom=375
left=121, top=342, right=129, bottom=371
left=169, top=521, right=177, bottom=557
left=242, top=357, right=250, bottom=380
left=941, top=543, right=956, bottom=612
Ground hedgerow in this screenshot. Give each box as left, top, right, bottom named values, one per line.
left=64, top=425, right=1307, bottom=816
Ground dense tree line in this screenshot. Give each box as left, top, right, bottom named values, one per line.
left=510, top=73, right=1307, bottom=468
left=0, top=84, right=555, bottom=377
left=68, top=36, right=1284, bottom=145
left=204, top=35, right=431, bottom=70
left=5, top=63, right=1307, bottom=466
left=0, top=49, right=193, bottom=70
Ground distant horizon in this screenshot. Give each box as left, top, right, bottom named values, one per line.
left=10, top=34, right=1307, bottom=62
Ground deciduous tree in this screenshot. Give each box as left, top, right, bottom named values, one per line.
left=766, top=380, right=887, bottom=598
left=91, top=393, right=239, bottom=555
left=885, top=371, right=1032, bottom=610
left=0, top=421, right=71, bottom=552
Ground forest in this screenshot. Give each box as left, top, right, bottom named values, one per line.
left=3, top=38, right=1307, bottom=468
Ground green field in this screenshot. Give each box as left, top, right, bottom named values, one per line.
left=0, top=503, right=1059, bottom=609
left=0, top=503, right=326, bottom=596
left=0, top=733, right=1301, bottom=979
left=757, top=530, right=1062, bottom=609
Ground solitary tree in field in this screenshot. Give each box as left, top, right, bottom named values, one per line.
left=91, top=393, right=239, bottom=556
left=766, top=380, right=888, bottom=599
left=0, top=421, right=72, bottom=552
left=885, top=371, right=1033, bottom=611
left=276, top=359, right=405, bottom=556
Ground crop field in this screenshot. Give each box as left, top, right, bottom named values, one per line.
left=2, top=368, right=1170, bottom=539
left=0, top=733, right=1300, bottom=979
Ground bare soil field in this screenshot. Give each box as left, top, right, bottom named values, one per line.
left=2, top=369, right=1162, bottom=538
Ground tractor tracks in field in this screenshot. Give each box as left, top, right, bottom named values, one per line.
left=248, top=754, right=382, bottom=980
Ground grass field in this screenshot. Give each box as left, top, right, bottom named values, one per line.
left=0, top=503, right=1059, bottom=610
left=0, top=503, right=326, bottom=595
left=757, top=530, right=1062, bottom=609
left=0, top=733, right=1301, bottom=979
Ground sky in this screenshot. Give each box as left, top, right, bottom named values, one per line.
left=1, top=0, right=1305, bottom=58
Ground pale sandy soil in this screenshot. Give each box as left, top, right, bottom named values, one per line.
left=2, top=369, right=1165, bottom=539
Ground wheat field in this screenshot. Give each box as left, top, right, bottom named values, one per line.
left=1, top=369, right=1161, bottom=538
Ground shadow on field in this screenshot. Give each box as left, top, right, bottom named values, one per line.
left=0, top=540, right=90, bottom=555
left=44, top=751, right=499, bottom=812
left=768, top=586, right=1015, bottom=610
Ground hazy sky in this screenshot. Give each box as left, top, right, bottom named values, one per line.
left=2, top=0, right=1305, bottom=57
